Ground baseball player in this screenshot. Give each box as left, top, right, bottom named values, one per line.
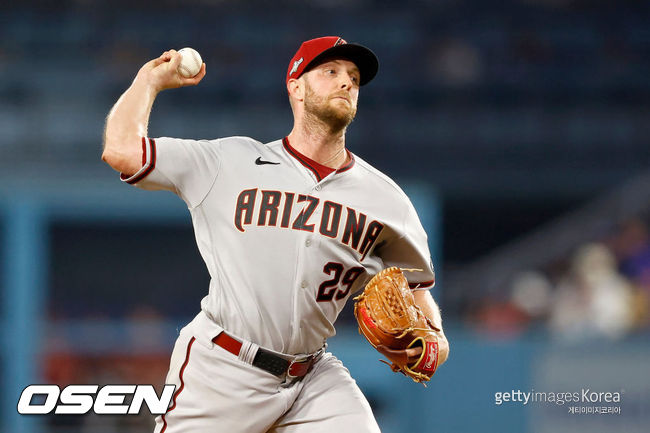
left=102, top=36, right=449, bottom=432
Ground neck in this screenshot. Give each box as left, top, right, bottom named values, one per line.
left=287, top=113, right=348, bottom=169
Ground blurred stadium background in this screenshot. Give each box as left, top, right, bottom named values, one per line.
left=1, top=0, right=649, bottom=432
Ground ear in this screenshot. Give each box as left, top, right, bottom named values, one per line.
left=287, top=78, right=304, bottom=102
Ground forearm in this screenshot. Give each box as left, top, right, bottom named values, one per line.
left=101, top=49, right=206, bottom=176
left=413, top=290, right=450, bottom=365
left=102, top=74, right=159, bottom=175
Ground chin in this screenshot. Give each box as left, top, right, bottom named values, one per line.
left=322, top=110, right=352, bottom=127
left=329, top=103, right=356, bottom=122
left=305, top=99, right=356, bottom=130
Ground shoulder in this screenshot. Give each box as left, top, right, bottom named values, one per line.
left=170, top=136, right=280, bottom=156
left=351, top=154, right=411, bottom=203
left=216, top=137, right=285, bottom=162
left=217, top=136, right=284, bottom=150
left=156, top=135, right=268, bottom=147
left=216, top=135, right=263, bottom=148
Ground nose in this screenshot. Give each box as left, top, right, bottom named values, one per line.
left=340, top=73, right=353, bottom=89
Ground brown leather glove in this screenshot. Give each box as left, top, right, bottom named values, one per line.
left=354, top=267, right=440, bottom=384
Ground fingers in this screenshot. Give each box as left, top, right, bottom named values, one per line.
left=139, top=49, right=206, bottom=91
left=167, top=50, right=182, bottom=69
left=158, top=50, right=205, bottom=87
left=181, top=62, right=206, bottom=86
left=151, top=50, right=176, bottom=67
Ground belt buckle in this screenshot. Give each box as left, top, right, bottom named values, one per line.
left=287, top=348, right=324, bottom=379
left=287, top=355, right=312, bottom=379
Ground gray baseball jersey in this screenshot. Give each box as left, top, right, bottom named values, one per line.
left=122, top=136, right=435, bottom=355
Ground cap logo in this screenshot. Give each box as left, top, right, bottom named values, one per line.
left=334, top=38, right=346, bottom=46
left=289, top=57, right=304, bottom=76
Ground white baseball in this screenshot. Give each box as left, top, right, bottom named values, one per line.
left=177, top=47, right=203, bottom=78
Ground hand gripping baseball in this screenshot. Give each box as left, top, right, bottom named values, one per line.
left=139, top=49, right=206, bottom=92
left=354, top=267, right=441, bottom=384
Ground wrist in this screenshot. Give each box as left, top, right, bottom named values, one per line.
left=133, top=68, right=163, bottom=96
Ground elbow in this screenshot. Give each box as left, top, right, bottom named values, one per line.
left=101, top=135, right=141, bottom=175
left=101, top=131, right=117, bottom=164
left=101, top=144, right=120, bottom=168
left=101, top=146, right=111, bottom=164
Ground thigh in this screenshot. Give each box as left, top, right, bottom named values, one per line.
left=154, top=329, right=286, bottom=433
left=270, top=353, right=381, bottom=433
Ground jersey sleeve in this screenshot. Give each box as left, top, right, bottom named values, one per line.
left=120, top=136, right=222, bottom=208
left=378, top=198, right=436, bottom=290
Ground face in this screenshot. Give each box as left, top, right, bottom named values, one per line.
left=301, top=59, right=361, bottom=130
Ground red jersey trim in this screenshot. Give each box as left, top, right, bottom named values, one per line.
left=336, top=150, right=355, bottom=174
left=120, top=137, right=157, bottom=184
left=160, top=336, right=195, bottom=433
left=282, top=137, right=355, bottom=181
left=282, top=137, right=329, bottom=181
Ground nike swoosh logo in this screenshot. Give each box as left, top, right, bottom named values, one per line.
left=255, top=157, right=280, bottom=165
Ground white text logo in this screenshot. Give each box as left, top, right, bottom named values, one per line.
left=17, top=384, right=175, bottom=415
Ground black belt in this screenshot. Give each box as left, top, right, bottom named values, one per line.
left=212, top=331, right=320, bottom=378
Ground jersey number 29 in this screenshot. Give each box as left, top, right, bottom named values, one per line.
left=316, top=262, right=364, bottom=302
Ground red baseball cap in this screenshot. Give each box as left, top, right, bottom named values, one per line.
left=286, top=36, right=379, bottom=86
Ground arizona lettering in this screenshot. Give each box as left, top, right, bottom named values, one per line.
left=234, top=189, right=384, bottom=258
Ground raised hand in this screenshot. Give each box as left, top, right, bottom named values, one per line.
left=137, top=49, right=206, bottom=93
